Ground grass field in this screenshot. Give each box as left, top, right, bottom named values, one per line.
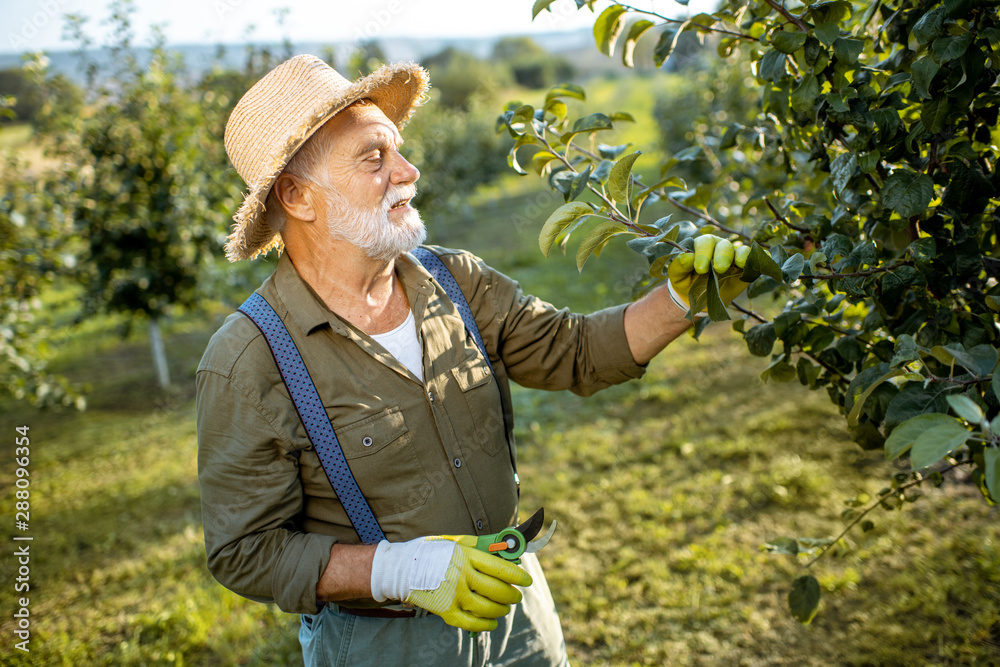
left=1, top=178, right=998, bottom=666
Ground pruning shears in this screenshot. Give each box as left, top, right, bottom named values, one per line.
left=474, top=507, right=557, bottom=564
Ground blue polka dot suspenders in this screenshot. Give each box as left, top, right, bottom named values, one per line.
left=409, top=248, right=494, bottom=374
left=239, top=292, right=386, bottom=544
left=237, top=248, right=497, bottom=545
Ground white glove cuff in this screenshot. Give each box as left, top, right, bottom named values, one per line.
left=370, top=538, right=455, bottom=602
left=665, top=279, right=690, bottom=313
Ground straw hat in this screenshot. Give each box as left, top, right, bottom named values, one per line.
left=223, top=54, right=429, bottom=261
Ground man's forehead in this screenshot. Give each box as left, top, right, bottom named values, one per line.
left=328, top=103, right=401, bottom=152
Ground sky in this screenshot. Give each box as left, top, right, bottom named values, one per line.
left=1, top=0, right=717, bottom=54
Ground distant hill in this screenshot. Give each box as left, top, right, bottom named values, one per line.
left=0, top=30, right=603, bottom=83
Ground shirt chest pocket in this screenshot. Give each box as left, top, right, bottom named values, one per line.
left=451, top=356, right=506, bottom=457
left=315, top=406, right=431, bottom=517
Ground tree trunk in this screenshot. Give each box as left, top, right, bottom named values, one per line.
left=149, top=318, right=170, bottom=389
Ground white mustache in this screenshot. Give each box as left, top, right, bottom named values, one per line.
left=385, top=187, right=417, bottom=210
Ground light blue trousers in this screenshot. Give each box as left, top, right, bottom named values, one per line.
left=299, top=554, right=570, bottom=667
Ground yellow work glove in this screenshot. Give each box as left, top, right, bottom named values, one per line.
left=369, top=535, right=532, bottom=633
left=666, top=234, right=751, bottom=314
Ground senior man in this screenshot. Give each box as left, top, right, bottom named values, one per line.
left=197, top=55, right=746, bottom=666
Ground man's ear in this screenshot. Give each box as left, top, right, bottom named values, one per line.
left=273, top=173, right=318, bottom=222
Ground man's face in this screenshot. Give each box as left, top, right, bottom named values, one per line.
left=312, top=103, right=425, bottom=261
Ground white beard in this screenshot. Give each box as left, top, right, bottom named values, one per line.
left=325, top=186, right=426, bottom=262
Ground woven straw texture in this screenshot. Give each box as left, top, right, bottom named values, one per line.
left=223, top=54, right=429, bottom=261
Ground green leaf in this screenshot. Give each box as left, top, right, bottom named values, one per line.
left=719, top=124, right=740, bottom=150
left=653, top=28, right=679, bottom=68
left=747, top=276, right=780, bottom=299
left=532, top=0, right=558, bottom=19
left=594, top=4, right=628, bottom=57
left=759, top=49, right=788, bottom=81
left=859, top=150, right=880, bottom=174
left=848, top=367, right=905, bottom=426
left=985, top=448, right=1000, bottom=501
left=546, top=83, right=586, bottom=103
left=814, top=21, right=840, bottom=47
left=772, top=31, right=807, bottom=54
left=705, top=270, right=731, bottom=322
left=912, top=7, right=947, bottom=45
left=791, top=75, right=820, bottom=114
left=890, top=334, right=920, bottom=368
left=886, top=413, right=952, bottom=461
left=531, top=150, right=559, bottom=175
left=544, top=99, right=568, bottom=122
left=576, top=221, right=628, bottom=270
left=933, top=344, right=998, bottom=377
left=921, top=97, right=950, bottom=134
left=946, top=394, right=984, bottom=424
left=622, top=19, right=655, bottom=67
left=571, top=113, right=614, bottom=134
left=797, top=357, right=821, bottom=387
left=765, top=537, right=799, bottom=555
left=569, top=163, right=593, bottom=202
left=882, top=170, right=934, bottom=219
left=539, top=202, right=592, bottom=257
left=910, top=57, right=940, bottom=99
left=910, top=418, right=969, bottom=470
left=597, top=143, right=630, bottom=159
left=761, top=357, right=796, bottom=383
left=591, top=159, right=613, bottom=185
left=932, top=32, right=973, bottom=63
left=607, top=151, right=642, bottom=204
left=993, top=372, right=1000, bottom=404
left=908, top=236, right=937, bottom=272
left=745, top=322, right=777, bottom=357
left=885, top=384, right=950, bottom=429
left=833, top=38, right=864, bottom=64
left=781, top=253, right=806, bottom=283
left=830, top=153, right=857, bottom=194
left=788, top=575, right=821, bottom=624
left=741, top=242, right=783, bottom=283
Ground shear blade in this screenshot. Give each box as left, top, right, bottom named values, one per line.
left=514, top=507, right=545, bottom=542
left=524, top=519, right=557, bottom=554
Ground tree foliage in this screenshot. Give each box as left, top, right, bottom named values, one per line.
left=514, top=0, right=1000, bottom=620
left=492, top=36, right=576, bottom=89
left=0, top=156, right=84, bottom=408
left=53, top=30, right=229, bottom=326
left=0, top=65, right=81, bottom=126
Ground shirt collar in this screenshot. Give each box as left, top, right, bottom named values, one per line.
left=271, top=248, right=437, bottom=337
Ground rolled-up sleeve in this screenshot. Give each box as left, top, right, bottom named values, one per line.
left=196, top=354, right=336, bottom=614
left=432, top=248, right=647, bottom=397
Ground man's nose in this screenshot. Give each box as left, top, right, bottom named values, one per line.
left=391, top=153, right=420, bottom=186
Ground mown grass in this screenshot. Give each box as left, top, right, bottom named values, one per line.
left=2, top=77, right=999, bottom=665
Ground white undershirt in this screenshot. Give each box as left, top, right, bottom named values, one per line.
left=370, top=309, right=424, bottom=381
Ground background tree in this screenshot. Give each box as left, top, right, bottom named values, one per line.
left=424, top=47, right=512, bottom=110
left=0, top=154, right=83, bottom=409
left=347, top=40, right=388, bottom=77
left=492, top=36, right=576, bottom=89
left=42, top=1, right=239, bottom=389
left=515, top=0, right=1000, bottom=622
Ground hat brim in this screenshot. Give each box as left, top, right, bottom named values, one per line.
left=225, top=62, right=429, bottom=262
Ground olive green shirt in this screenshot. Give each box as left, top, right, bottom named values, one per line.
left=196, top=246, right=645, bottom=614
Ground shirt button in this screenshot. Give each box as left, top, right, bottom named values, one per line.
left=453, top=458, right=462, bottom=468
left=362, top=437, right=373, bottom=447
left=476, top=520, right=484, bottom=531
left=428, top=391, right=435, bottom=403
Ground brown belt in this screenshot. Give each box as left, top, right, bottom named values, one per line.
left=336, top=606, right=418, bottom=619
